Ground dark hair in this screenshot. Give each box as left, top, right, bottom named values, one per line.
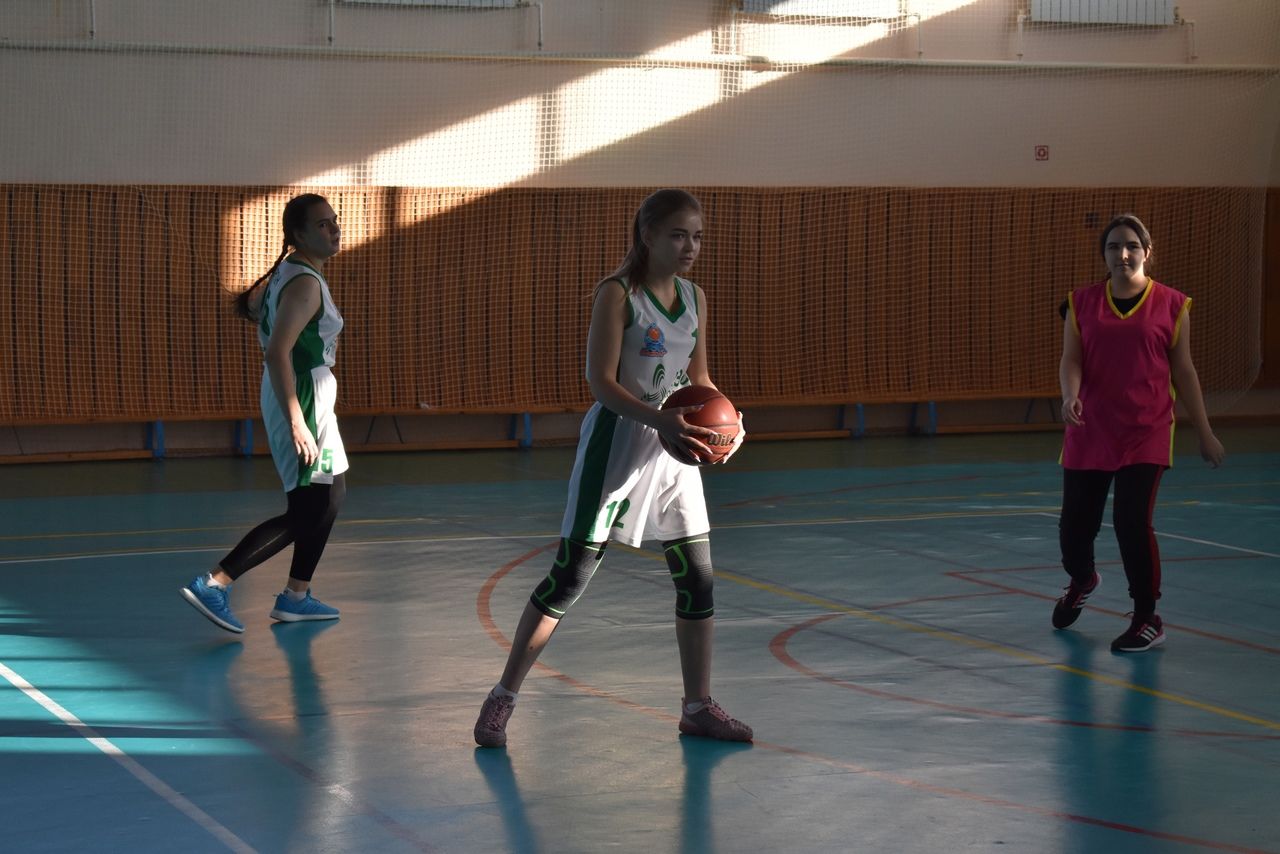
left=234, top=193, right=329, bottom=321
left=601, top=188, right=702, bottom=292
left=1099, top=213, right=1153, bottom=260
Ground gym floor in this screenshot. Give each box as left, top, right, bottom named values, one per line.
left=2, top=426, right=1277, bottom=853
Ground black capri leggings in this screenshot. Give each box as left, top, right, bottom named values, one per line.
left=219, top=474, right=346, bottom=584
left=1059, top=464, right=1164, bottom=617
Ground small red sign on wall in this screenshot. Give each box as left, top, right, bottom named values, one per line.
left=1035, top=145, right=1050, bottom=161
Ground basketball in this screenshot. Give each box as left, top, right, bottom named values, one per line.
left=659, top=385, right=740, bottom=465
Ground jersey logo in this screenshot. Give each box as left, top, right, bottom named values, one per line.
left=640, top=323, right=667, bottom=357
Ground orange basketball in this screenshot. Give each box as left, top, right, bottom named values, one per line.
left=659, top=385, right=740, bottom=465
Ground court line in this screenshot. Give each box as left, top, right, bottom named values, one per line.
left=0, top=516, right=485, bottom=544
left=944, top=571, right=1280, bottom=657
left=476, top=548, right=1278, bottom=854
left=1032, top=511, right=1280, bottom=560
left=720, top=473, right=981, bottom=508
left=8, top=511, right=1273, bottom=720
left=0, top=508, right=1060, bottom=566
left=713, top=566, right=1280, bottom=731
left=216, top=717, right=439, bottom=853
left=876, top=538, right=1280, bottom=656
left=0, top=660, right=257, bottom=853
left=948, top=553, right=1257, bottom=575
left=771, top=614, right=1280, bottom=740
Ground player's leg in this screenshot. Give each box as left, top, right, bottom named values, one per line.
left=660, top=530, right=751, bottom=743
left=1109, top=464, right=1166, bottom=652
left=271, top=475, right=346, bottom=622
left=475, top=538, right=607, bottom=747
left=1053, top=467, right=1112, bottom=629
left=180, top=505, right=296, bottom=634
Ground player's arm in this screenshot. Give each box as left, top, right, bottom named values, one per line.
left=689, top=284, right=744, bottom=464
left=1059, top=311, right=1084, bottom=427
left=265, top=275, right=323, bottom=467
left=584, top=280, right=712, bottom=457
left=1168, top=313, right=1225, bottom=468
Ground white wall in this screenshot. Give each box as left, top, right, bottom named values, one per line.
left=2, top=0, right=1278, bottom=187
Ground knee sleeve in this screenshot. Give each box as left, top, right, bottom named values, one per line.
left=664, top=535, right=714, bottom=620
left=530, top=539, right=606, bottom=618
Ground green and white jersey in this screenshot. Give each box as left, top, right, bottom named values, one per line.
left=559, top=276, right=708, bottom=546
left=257, top=255, right=344, bottom=371
left=606, top=276, right=699, bottom=407
left=256, top=255, right=348, bottom=491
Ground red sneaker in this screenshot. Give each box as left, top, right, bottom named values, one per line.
left=474, top=692, right=516, bottom=747
left=678, top=698, right=753, bottom=742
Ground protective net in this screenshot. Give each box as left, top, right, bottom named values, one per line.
left=1, top=0, right=1278, bottom=426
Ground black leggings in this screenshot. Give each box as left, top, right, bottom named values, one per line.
left=1059, top=465, right=1164, bottom=617
left=219, top=474, right=346, bottom=584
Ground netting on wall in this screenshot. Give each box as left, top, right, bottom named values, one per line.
left=1, top=0, right=1277, bottom=424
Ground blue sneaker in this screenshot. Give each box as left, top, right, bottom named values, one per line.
left=180, top=575, right=244, bottom=634
left=270, top=590, right=340, bottom=623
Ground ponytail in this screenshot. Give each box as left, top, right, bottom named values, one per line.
left=234, top=242, right=288, bottom=322
left=232, top=192, right=329, bottom=323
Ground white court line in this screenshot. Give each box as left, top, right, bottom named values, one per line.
left=0, top=510, right=1052, bottom=566
left=1033, top=511, right=1280, bottom=559
left=0, top=660, right=257, bottom=853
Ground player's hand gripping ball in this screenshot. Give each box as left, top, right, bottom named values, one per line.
left=659, top=385, right=741, bottom=465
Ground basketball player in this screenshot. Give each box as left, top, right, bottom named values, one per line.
left=1053, top=214, right=1224, bottom=652
left=180, top=193, right=348, bottom=634
left=474, top=189, right=751, bottom=746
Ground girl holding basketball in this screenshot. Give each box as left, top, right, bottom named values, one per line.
left=474, top=188, right=751, bottom=746
left=1052, top=213, right=1224, bottom=652
left=180, top=193, right=348, bottom=634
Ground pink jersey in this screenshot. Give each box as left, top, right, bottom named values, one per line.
left=1061, top=279, right=1191, bottom=471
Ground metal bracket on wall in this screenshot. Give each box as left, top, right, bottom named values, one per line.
left=509, top=412, right=533, bottom=448
left=840, top=403, right=867, bottom=439
left=234, top=419, right=254, bottom=457
left=908, top=401, right=937, bottom=436
left=146, top=421, right=166, bottom=459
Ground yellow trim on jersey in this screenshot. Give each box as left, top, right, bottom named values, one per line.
left=1171, top=296, right=1192, bottom=348
left=1066, top=291, right=1080, bottom=336
left=1105, top=277, right=1153, bottom=319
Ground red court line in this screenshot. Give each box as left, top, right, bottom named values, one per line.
left=882, top=544, right=1280, bottom=656
left=720, top=474, right=982, bottom=508
left=948, top=553, right=1263, bottom=576
left=476, top=549, right=1278, bottom=853
left=946, top=572, right=1280, bottom=656
left=770, top=614, right=1280, bottom=741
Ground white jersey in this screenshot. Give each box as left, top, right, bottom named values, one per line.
left=257, top=256, right=348, bottom=491
left=257, top=257, right=343, bottom=368
left=612, top=276, right=700, bottom=406
left=561, top=277, right=708, bottom=546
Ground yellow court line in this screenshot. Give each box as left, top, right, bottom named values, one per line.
left=0, top=508, right=1083, bottom=563
left=871, top=494, right=1203, bottom=506
left=712, top=567, right=1280, bottom=732
left=8, top=507, right=1277, bottom=728
left=615, top=527, right=1277, bottom=732
left=0, top=516, right=459, bottom=543
left=0, top=507, right=1049, bottom=549
left=714, top=508, right=1054, bottom=528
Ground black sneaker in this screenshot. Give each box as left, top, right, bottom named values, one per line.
left=1111, top=613, right=1165, bottom=653
left=1051, top=571, right=1100, bottom=629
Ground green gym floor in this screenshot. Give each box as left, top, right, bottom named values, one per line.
left=1, top=427, right=1277, bottom=853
